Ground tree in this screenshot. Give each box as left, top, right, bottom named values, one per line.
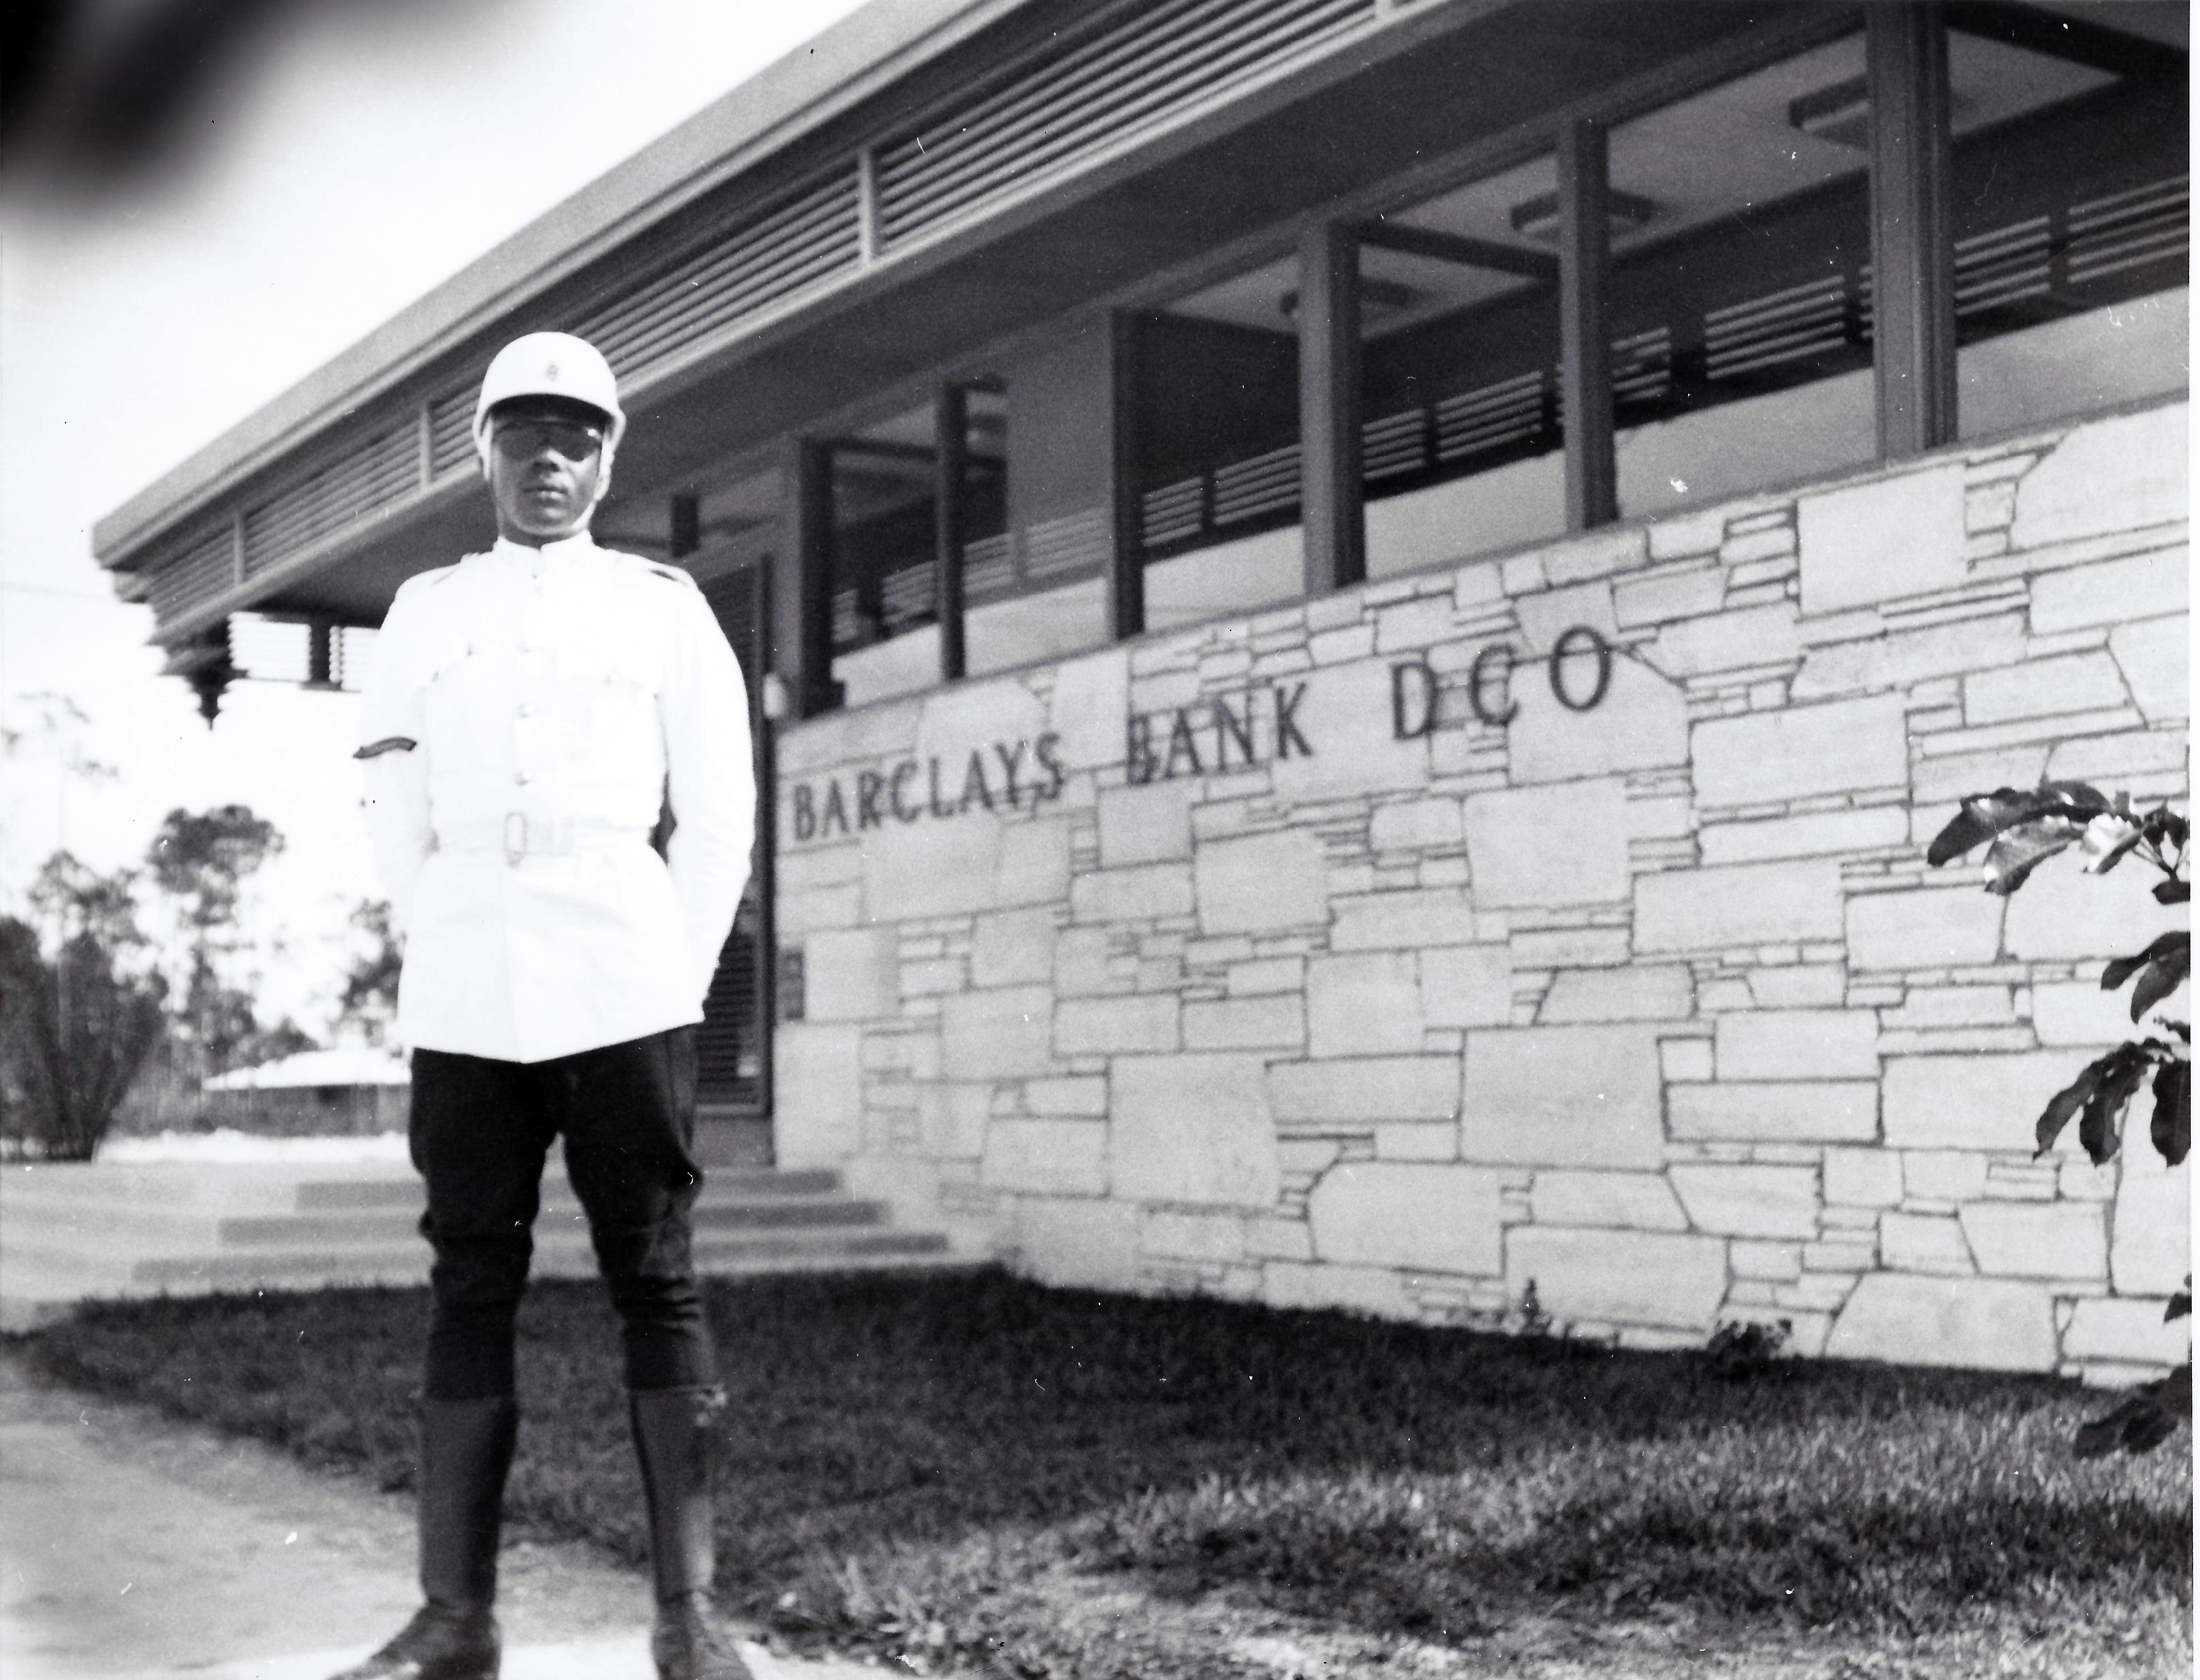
left=337, top=898, right=402, bottom=1047
left=0, top=692, right=119, bottom=872
left=0, top=853, right=169, bottom=1160
left=1928, top=782, right=2189, bottom=1454
left=144, top=804, right=290, bottom=1079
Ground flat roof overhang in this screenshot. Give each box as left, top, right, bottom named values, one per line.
left=92, top=0, right=1039, bottom=563
left=99, top=0, right=1838, bottom=642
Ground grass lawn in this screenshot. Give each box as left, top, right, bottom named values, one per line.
left=22, top=1269, right=2192, bottom=1678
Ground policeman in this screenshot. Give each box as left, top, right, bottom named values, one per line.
left=342, top=333, right=758, bottom=1680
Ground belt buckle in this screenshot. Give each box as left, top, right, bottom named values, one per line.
left=502, top=811, right=527, bottom=866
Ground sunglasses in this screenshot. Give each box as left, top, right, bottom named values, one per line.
left=491, top=419, right=606, bottom=462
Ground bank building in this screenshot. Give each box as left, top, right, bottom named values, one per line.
left=96, top=0, right=2188, bottom=1379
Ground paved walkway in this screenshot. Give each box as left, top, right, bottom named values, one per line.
left=0, top=1351, right=870, bottom=1680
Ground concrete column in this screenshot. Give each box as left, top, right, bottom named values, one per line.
left=1297, top=219, right=1365, bottom=594
left=784, top=438, right=842, bottom=718
left=1868, top=2, right=1957, bottom=457
left=1558, top=117, right=1616, bottom=530
left=1107, top=311, right=1146, bottom=641
left=934, top=382, right=967, bottom=682
left=668, top=492, right=700, bottom=559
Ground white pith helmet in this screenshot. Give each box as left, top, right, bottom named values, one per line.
left=471, top=332, right=626, bottom=465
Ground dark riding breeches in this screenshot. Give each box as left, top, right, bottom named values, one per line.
left=408, top=1027, right=716, bottom=1400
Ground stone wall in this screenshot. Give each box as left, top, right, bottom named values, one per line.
left=771, top=399, right=2190, bottom=1383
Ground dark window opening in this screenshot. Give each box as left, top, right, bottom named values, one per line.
left=1133, top=310, right=1302, bottom=558
left=1137, top=151, right=1567, bottom=578
left=1951, top=64, right=2186, bottom=438
left=1594, top=30, right=1878, bottom=518
left=826, top=392, right=1008, bottom=705
left=1113, top=11, right=2183, bottom=577
left=695, top=558, right=773, bottom=1115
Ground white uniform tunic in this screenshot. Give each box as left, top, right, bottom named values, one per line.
left=358, top=533, right=755, bottom=1064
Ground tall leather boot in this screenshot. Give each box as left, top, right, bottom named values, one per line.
left=328, top=1397, right=518, bottom=1680
left=629, top=1386, right=754, bottom=1680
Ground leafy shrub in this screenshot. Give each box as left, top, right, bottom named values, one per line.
left=1928, top=782, right=2189, bottom=1455
left=1706, top=1318, right=1793, bottom=1381
left=0, top=855, right=168, bottom=1160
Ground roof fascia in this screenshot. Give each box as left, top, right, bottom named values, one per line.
left=93, top=0, right=1035, bottom=561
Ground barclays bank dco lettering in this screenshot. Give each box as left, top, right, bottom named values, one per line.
left=785, top=626, right=1613, bottom=840
left=1125, top=680, right=1313, bottom=784
left=1390, top=624, right=1615, bottom=738
left=789, top=736, right=1067, bottom=841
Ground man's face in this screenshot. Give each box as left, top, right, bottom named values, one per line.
left=487, top=399, right=608, bottom=543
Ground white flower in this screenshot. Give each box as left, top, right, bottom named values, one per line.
left=2078, top=811, right=2143, bottom=873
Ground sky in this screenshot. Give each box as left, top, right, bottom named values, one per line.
left=0, top=0, right=871, bottom=1032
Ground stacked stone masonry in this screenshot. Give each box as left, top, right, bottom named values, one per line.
left=774, top=400, right=2190, bottom=1383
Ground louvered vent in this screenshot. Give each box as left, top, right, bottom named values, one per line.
left=1141, top=479, right=1206, bottom=548
left=1611, top=326, right=1673, bottom=408
left=1702, top=273, right=1858, bottom=384
left=829, top=576, right=942, bottom=650
left=695, top=562, right=768, bottom=1110
left=229, top=614, right=308, bottom=681
left=2064, top=174, right=2186, bottom=288
left=1362, top=408, right=1427, bottom=482
left=1952, top=174, right=2184, bottom=317
left=1211, top=441, right=1302, bottom=526
left=700, top=565, right=762, bottom=669
left=579, top=168, right=862, bottom=382
left=695, top=915, right=763, bottom=1102
left=873, top=0, right=1376, bottom=250
left=1436, top=369, right=1551, bottom=463
left=962, top=531, right=1016, bottom=599
left=147, top=525, right=237, bottom=624
left=242, top=425, right=418, bottom=577
left=1021, top=507, right=1108, bottom=581
left=339, top=627, right=377, bottom=684
left=227, top=615, right=371, bottom=687
left=429, top=389, right=478, bottom=478
left=1955, top=216, right=2051, bottom=315
left=879, top=557, right=936, bottom=628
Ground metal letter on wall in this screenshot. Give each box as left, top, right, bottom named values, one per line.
left=776, top=946, right=806, bottom=1023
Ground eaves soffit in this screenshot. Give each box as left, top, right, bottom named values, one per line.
left=92, top=0, right=1041, bottom=566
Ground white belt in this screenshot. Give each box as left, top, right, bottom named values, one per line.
left=436, top=814, right=650, bottom=865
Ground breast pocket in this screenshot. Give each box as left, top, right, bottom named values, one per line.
left=552, top=635, right=662, bottom=777
left=420, top=639, right=500, bottom=771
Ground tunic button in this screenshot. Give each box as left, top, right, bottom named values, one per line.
left=514, top=770, right=530, bottom=786
left=517, top=703, right=535, bottom=718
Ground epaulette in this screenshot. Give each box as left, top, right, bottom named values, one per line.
left=392, top=563, right=463, bottom=599
left=606, top=549, right=701, bottom=590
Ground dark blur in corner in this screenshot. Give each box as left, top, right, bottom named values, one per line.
left=1, top=0, right=504, bottom=203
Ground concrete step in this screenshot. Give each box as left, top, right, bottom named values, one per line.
left=0, top=1236, right=139, bottom=1289
left=125, top=1225, right=960, bottom=1289
left=4, top=1197, right=237, bottom=1250
left=3, top=1161, right=843, bottom=1212
left=3, top=1172, right=880, bottom=1257
left=284, top=1165, right=846, bottom=1211
left=0, top=1157, right=967, bottom=1331
left=197, top=1193, right=890, bottom=1251
left=4, top=1159, right=420, bottom=1213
